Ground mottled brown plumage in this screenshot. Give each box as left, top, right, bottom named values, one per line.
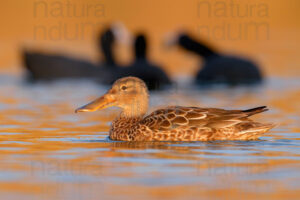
left=76, top=76, right=274, bottom=141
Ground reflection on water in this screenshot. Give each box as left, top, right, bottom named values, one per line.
left=0, top=74, right=299, bottom=199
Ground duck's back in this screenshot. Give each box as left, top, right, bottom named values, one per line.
left=23, top=51, right=101, bottom=79
left=139, top=106, right=273, bottom=141
left=196, top=55, right=262, bottom=85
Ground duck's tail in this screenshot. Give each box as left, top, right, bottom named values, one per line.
left=237, top=122, right=276, bottom=140
left=242, top=106, right=268, bottom=117
left=235, top=106, right=275, bottom=140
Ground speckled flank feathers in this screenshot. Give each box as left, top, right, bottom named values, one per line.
left=109, top=106, right=274, bottom=141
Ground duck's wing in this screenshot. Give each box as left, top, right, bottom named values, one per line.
left=140, top=106, right=268, bottom=131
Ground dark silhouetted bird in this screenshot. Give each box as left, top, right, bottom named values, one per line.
left=169, top=33, right=263, bottom=86
left=23, top=28, right=171, bottom=90
left=22, top=27, right=118, bottom=83
left=113, top=34, right=172, bottom=90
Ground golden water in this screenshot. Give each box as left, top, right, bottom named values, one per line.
left=0, top=0, right=300, bottom=199
left=0, top=74, right=299, bottom=199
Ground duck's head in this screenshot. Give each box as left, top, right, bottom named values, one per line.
left=75, top=77, right=149, bottom=117
left=135, top=34, right=147, bottom=59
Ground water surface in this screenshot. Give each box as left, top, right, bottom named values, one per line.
left=0, top=74, right=299, bottom=199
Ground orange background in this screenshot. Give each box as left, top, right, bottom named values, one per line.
left=0, top=0, right=299, bottom=77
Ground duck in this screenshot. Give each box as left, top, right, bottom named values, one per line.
left=22, top=26, right=119, bottom=83
left=167, top=33, right=263, bottom=86
left=75, top=76, right=274, bottom=141
left=112, top=34, right=172, bottom=90
left=23, top=30, right=171, bottom=90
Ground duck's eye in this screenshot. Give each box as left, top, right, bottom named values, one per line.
left=121, top=86, right=127, bottom=90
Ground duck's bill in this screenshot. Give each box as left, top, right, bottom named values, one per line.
left=75, top=95, right=115, bottom=113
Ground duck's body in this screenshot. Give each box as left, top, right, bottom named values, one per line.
left=22, top=27, right=119, bottom=83
left=177, top=34, right=263, bottom=86
left=196, top=55, right=262, bottom=85
left=23, top=51, right=115, bottom=82
left=76, top=77, right=274, bottom=141
left=109, top=106, right=273, bottom=141
left=23, top=32, right=171, bottom=90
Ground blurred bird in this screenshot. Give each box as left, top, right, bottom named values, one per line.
left=22, top=26, right=171, bottom=90
left=166, top=32, right=263, bottom=86
left=113, top=34, right=172, bottom=90
left=22, top=25, right=121, bottom=83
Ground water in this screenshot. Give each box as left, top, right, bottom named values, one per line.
left=0, top=74, right=299, bottom=200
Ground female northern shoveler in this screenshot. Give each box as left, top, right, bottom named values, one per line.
left=75, top=77, right=274, bottom=141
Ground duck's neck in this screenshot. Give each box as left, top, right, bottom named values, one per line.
left=116, top=113, right=144, bottom=122
left=112, top=110, right=145, bottom=133
left=135, top=46, right=146, bottom=60
left=178, top=34, right=219, bottom=59
left=101, top=44, right=116, bottom=66
left=121, top=101, right=148, bottom=119
left=110, top=97, right=148, bottom=141
left=99, top=29, right=116, bottom=67
left=135, top=40, right=147, bottom=61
